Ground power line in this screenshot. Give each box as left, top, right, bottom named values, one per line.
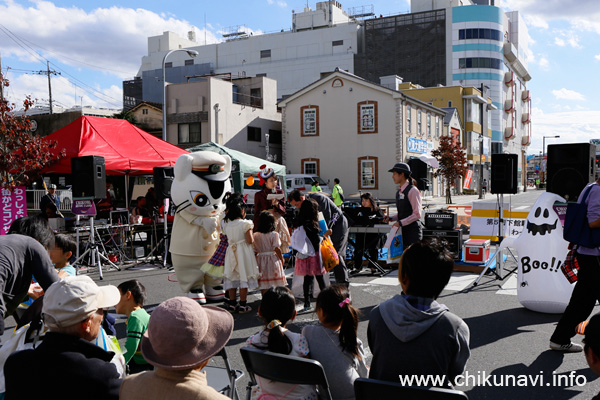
left=0, top=25, right=123, bottom=108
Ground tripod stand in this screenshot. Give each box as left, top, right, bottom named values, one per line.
left=472, top=194, right=518, bottom=286
left=73, top=216, right=121, bottom=280
left=140, top=198, right=171, bottom=268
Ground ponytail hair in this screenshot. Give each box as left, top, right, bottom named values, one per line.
left=258, top=287, right=297, bottom=354
left=316, top=284, right=361, bottom=360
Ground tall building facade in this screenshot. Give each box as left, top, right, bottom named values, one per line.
left=125, top=0, right=531, bottom=187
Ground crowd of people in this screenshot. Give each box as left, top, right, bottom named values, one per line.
left=2, top=163, right=600, bottom=399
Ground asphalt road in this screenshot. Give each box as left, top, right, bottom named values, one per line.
left=3, top=188, right=598, bottom=399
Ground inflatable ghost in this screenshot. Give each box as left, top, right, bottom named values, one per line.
left=169, top=151, right=232, bottom=303
left=499, top=192, right=574, bottom=313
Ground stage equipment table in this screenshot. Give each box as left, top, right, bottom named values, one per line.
left=348, top=224, right=395, bottom=276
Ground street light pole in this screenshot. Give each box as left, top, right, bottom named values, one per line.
left=542, top=135, right=560, bottom=185
left=162, top=49, right=199, bottom=142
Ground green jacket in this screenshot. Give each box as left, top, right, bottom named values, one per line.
left=332, top=184, right=344, bottom=206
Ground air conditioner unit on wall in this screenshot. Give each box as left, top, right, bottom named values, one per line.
left=521, top=113, right=530, bottom=124
left=504, top=71, right=514, bottom=86
left=522, top=135, right=531, bottom=146
left=521, top=90, right=530, bottom=101
left=504, top=99, right=514, bottom=113
left=504, top=126, right=514, bottom=140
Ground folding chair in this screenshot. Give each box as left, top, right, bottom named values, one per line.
left=203, top=348, right=244, bottom=399
left=354, top=378, right=468, bottom=399
left=240, top=347, right=333, bottom=400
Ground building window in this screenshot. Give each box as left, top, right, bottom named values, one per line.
left=301, top=158, right=320, bottom=176
left=185, top=59, right=194, bottom=66
left=247, top=126, right=261, bottom=142
left=178, top=123, right=201, bottom=144
left=406, top=105, right=411, bottom=133
left=300, top=105, right=319, bottom=136
left=418, top=110, right=422, bottom=136
left=260, top=49, right=271, bottom=58
left=459, top=57, right=503, bottom=70
left=250, top=88, right=262, bottom=108
left=268, top=129, right=282, bottom=144
left=427, top=113, right=431, bottom=138
left=436, top=116, right=440, bottom=138
left=448, top=101, right=452, bottom=108
left=256, top=73, right=267, bottom=77
left=142, top=109, right=148, bottom=115
left=358, top=156, right=378, bottom=190
left=357, top=101, right=378, bottom=134
left=332, top=40, right=344, bottom=46
left=165, top=62, right=173, bottom=68
left=459, top=28, right=502, bottom=41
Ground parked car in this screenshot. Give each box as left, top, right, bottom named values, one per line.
left=285, top=174, right=331, bottom=195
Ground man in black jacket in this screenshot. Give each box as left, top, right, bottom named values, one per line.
left=288, top=189, right=349, bottom=286
left=5, top=275, right=122, bottom=399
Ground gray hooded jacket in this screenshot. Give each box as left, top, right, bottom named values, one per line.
left=367, top=294, right=470, bottom=387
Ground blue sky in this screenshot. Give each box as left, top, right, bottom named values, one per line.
left=1, top=0, right=599, bottom=155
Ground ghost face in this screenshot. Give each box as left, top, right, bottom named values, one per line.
left=527, top=206, right=558, bottom=236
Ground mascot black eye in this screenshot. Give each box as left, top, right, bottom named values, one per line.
left=535, top=207, right=541, bottom=218
left=222, top=192, right=231, bottom=204
left=543, top=209, right=549, bottom=218
left=191, top=191, right=210, bottom=207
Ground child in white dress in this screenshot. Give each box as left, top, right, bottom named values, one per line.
left=246, top=287, right=317, bottom=400
left=223, top=195, right=259, bottom=313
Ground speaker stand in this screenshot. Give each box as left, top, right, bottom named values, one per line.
left=139, top=198, right=171, bottom=268
left=73, top=217, right=121, bottom=280
left=473, top=194, right=505, bottom=286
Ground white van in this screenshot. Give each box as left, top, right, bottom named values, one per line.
left=286, top=174, right=332, bottom=194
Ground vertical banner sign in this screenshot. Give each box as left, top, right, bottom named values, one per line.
left=1, top=186, right=28, bottom=235
left=463, top=170, right=473, bottom=190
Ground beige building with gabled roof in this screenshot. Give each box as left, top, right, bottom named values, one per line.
left=278, top=69, right=447, bottom=200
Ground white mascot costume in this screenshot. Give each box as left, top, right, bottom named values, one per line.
left=170, top=151, right=232, bottom=303
left=498, top=192, right=575, bottom=313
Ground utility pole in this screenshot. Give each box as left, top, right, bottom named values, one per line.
left=37, top=62, right=60, bottom=114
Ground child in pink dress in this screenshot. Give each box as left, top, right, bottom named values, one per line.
left=291, top=198, right=326, bottom=312
left=253, top=211, right=287, bottom=295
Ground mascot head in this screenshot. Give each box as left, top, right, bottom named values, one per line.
left=525, top=192, right=564, bottom=238
left=171, top=151, right=232, bottom=217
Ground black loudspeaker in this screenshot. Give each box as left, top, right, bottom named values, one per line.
left=547, top=143, right=596, bottom=201
left=491, top=154, right=518, bottom=194
left=71, top=156, right=106, bottom=199
left=422, top=229, right=463, bottom=261
left=153, top=167, right=174, bottom=201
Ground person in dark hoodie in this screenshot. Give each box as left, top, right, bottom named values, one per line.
left=367, top=239, right=470, bottom=388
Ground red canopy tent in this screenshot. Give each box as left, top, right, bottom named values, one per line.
left=40, top=115, right=188, bottom=175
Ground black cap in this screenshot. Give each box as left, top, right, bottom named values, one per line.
left=388, top=162, right=411, bottom=176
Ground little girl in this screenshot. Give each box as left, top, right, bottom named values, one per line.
left=291, top=198, right=326, bottom=311
left=253, top=211, right=287, bottom=295
left=222, top=194, right=259, bottom=313
left=302, top=285, right=368, bottom=400
left=246, top=287, right=317, bottom=400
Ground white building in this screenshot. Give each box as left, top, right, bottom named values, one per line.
left=166, top=75, right=282, bottom=160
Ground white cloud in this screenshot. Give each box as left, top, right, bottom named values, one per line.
left=499, top=0, right=600, bottom=35
left=538, top=56, right=549, bottom=70
left=551, top=88, right=586, bottom=101
left=529, top=107, right=600, bottom=154
left=0, top=1, right=228, bottom=108
left=552, top=30, right=581, bottom=48
left=267, top=0, right=288, bottom=7
left=595, top=54, right=600, bottom=61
